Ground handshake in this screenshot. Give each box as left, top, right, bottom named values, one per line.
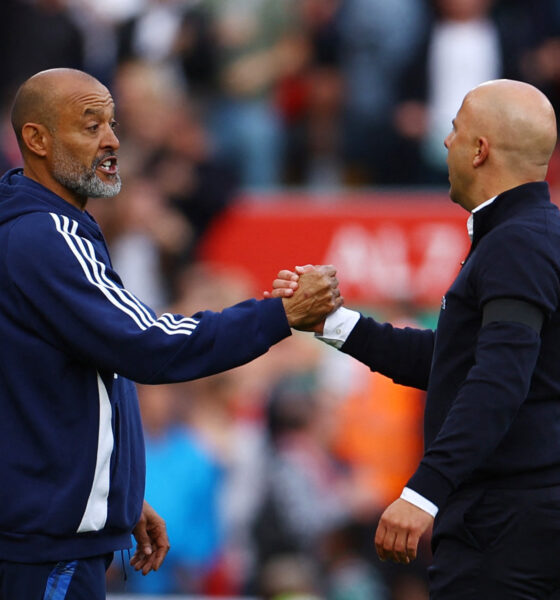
left=264, top=265, right=343, bottom=334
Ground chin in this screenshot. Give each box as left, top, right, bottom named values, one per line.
left=449, top=190, right=471, bottom=211
left=448, top=186, right=458, bottom=204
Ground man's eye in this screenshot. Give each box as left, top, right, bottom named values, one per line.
left=110, top=121, right=119, bottom=131
left=88, top=124, right=99, bottom=132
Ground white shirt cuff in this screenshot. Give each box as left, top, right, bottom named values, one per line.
left=400, top=487, right=439, bottom=517
left=315, top=307, right=360, bottom=349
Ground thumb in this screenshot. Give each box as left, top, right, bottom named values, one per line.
left=134, top=526, right=153, bottom=555
left=139, top=540, right=153, bottom=555
left=295, top=264, right=315, bottom=274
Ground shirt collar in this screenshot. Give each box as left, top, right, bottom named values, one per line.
left=467, top=196, right=497, bottom=240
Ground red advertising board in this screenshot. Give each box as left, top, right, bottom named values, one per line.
left=198, top=191, right=471, bottom=309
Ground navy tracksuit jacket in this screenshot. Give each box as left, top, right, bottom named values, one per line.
left=0, top=168, right=291, bottom=563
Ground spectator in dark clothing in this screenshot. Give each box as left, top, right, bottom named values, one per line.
left=393, top=0, right=533, bottom=185
left=0, top=0, right=84, bottom=106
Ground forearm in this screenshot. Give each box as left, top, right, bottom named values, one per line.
left=138, top=298, right=291, bottom=383
left=340, top=314, right=434, bottom=390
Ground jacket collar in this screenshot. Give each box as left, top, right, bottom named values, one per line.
left=471, top=181, right=550, bottom=248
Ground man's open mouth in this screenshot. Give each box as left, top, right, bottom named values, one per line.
left=97, top=156, right=118, bottom=175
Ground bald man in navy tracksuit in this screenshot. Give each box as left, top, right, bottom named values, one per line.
left=269, top=79, right=560, bottom=599
left=0, top=68, right=340, bottom=600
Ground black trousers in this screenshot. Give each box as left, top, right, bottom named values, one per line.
left=429, top=486, right=560, bottom=599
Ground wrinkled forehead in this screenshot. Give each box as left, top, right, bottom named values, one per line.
left=56, top=81, right=115, bottom=121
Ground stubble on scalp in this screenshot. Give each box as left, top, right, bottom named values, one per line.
left=11, top=79, right=58, bottom=146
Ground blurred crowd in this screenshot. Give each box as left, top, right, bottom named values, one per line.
left=3, top=0, right=560, bottom=598
left=3, top=0, right=560, bottom=192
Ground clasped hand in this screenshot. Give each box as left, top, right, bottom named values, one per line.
left=264, top=264, right=343, bottom=334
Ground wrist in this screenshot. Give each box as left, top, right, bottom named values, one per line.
left=311, top=319, right=326, bottom=335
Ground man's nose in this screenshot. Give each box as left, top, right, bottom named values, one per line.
left=101, top=124, right=120, bottom=150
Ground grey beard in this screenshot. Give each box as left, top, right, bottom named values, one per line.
left=52, top=148, right=122, bottom=199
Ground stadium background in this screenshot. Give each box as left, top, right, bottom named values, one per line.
left=2, top=0, right=560, bottom=598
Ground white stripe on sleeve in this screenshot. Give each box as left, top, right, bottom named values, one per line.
left=50, top=214, right=199, bottom=336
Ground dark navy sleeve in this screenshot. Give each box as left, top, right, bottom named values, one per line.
left=7, top=214, right=291, bottom=383
left=341, top=315, right=435, bottom=390
left=407, top=224, right=559, bottom=508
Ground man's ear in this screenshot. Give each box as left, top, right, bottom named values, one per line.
left=473, top=136, right=489, bottom=167
left=21, top=123, right=50, bottom=158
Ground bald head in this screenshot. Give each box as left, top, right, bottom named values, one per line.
left=11, top=68, right=105, bottom=151
left=464, top=79, right=557, bottom=179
